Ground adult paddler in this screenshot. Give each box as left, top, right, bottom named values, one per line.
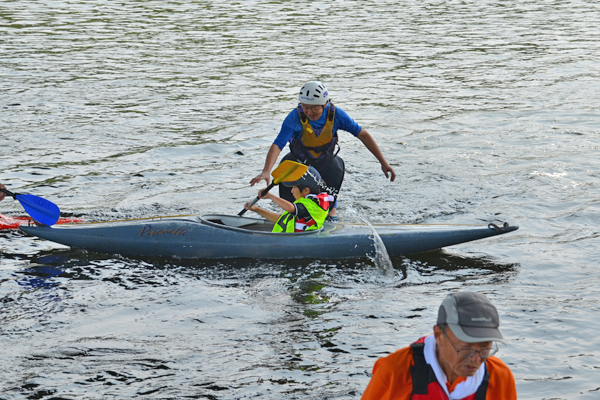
left=249, top=81, right=396, bottom=221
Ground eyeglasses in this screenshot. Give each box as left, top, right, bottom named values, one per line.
left=301, top=104, right=324, bottom=112
left=441, top=326, right=498, bottom=359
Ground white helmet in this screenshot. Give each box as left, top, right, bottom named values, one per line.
left=298, top=81, right=329, bottom=105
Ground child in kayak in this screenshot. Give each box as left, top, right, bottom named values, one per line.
left=244, top=166, right=334, bottom=232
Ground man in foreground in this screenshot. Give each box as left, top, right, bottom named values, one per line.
left=361, top=292, right=516, bottom=400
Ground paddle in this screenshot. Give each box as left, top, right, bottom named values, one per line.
left=1, top=188, right=61, bottom=226
left=238, top=160, right=308, bottom=216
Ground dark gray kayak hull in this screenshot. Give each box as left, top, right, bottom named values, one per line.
left=19, top=214, right=519, bottom=260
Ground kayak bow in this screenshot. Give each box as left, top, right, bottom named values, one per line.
left=1, top=213, right=83, bottom=230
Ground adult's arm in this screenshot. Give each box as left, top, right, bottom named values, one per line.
left=0, top=183, right=6, bottom=201
left=356, top=130, right=396, bottom=182
left=250, top=109, right=297, bottom=186
left=250, top=144, right=282, bottom=186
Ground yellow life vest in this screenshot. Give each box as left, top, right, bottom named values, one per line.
left=272, top=195, right=330, bottom=233
left=292, top=103, right=337, bottom=160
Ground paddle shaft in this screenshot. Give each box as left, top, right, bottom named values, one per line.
left=1, top=188, right=17, bottom=199
left=238, top=182, right=275, bottom=216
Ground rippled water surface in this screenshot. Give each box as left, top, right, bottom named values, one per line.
left=1, top=1, right=599, bottom=399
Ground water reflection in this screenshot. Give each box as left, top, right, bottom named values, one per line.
left=399, top=250, right=519, bottom=277
left=4, top=246, right=519, bottom=328
left=15, top=262, right=65, bottom=290
left=9, top=244, right=519, bottom=288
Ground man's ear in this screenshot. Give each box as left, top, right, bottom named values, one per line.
left=432, top=325, right=444, bottom=350
left=433, top=325, right=443, bottom=341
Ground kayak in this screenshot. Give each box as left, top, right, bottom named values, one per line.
left=1, top=213, right=83, bottom=230
left=19, top=214, right=519, bottom=260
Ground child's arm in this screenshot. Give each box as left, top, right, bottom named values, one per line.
left=244, top=202, right=281, bottom=223
left=263, top=192, right=295, bottom=213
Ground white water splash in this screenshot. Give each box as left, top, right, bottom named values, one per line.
left=344, top=204, right=394, bottom=277
left=362, top=218, right=395, bottom=278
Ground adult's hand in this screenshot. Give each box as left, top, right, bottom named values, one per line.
left=250, top=171, right=271, bottom=186
left=250, top=144, right=282, bottom=186
left=381, top=162, right=396, bottom=182
left=0, top=183, right=6, bottom=201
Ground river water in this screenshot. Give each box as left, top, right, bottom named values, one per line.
left=1, top=1, right=599, bottom=399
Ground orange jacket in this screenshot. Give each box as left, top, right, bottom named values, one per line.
left=361, top=342, right=516, bottom=400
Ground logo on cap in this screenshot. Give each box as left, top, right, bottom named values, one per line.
left=471, top=317, right=492, bottom=322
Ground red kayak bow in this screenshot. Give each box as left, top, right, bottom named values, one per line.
left=0, top=213, right=83, bottom=230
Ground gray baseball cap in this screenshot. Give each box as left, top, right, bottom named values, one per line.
left=437, top=292, right=505, bottom=344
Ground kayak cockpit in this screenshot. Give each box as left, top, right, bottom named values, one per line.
left=199, top=214, right=330, bottom=234
left=201, top=214, right=275, bottom=232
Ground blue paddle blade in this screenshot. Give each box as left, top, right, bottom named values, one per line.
left=16, top=193, right=61, bottom=225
